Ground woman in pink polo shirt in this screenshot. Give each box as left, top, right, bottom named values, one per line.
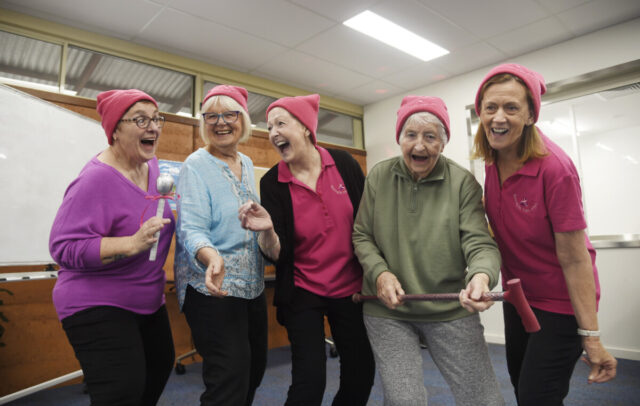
left=238, top=94, right=375, bottom=406
left=472, top=63, right=617, bottom=405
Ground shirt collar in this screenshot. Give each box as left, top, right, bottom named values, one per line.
left=487, top=157, right=541, bottom=178
left=392, top=155, right=446, bottom=183
left=519, top=158, right=541, bottom=177
left=277, top=146, right=333, bottom=183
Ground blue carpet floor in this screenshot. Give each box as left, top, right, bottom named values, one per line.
left=7, top=343, right=640, bottom=405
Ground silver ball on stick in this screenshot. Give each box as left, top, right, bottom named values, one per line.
left=156, top=173, right=174, bottom=195
left=149, top=173, right=174, bottom=261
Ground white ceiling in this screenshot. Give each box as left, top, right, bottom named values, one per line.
left=2, top=0, right=640, bottom=106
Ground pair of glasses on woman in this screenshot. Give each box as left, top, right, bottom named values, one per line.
left=202, top=111, right=240, bottom=125
left=120, top=116, right=165, bottom=129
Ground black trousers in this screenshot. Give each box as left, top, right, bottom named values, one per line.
left=504, top=302, right=583, bottom=406
left=280, top=287, right=375, bottom=406
left=183, top=285, right=268, bottom=406
left=62, top=305, right=175, bottom=406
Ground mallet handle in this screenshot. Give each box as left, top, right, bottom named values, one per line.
left=148, top=199, right=165, bottom=261
left=352, top=278, right=540, bottom=333
left=352, top=292, right=505, bottom=302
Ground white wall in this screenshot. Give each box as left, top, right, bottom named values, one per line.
left=362, top=18, right=640, bottom=360
left=579, top=125, right=640, bottom=235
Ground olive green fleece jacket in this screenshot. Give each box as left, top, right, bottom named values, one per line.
left=352, top=155, right=500, bottom=322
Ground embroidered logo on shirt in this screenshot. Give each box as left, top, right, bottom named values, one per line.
left=331, top=183, right=347, bottom=195
left=513, top=193, right=538, bottom=213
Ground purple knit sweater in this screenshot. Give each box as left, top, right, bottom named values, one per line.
left=49, top=156, right=175, bottom=320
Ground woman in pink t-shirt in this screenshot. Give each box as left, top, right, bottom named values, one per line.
left=238, top=94, right=375, bottom=406
left=472, top=63, right=617, bottom=405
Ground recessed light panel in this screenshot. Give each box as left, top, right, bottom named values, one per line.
left=344, top=10, right=449, bottom=62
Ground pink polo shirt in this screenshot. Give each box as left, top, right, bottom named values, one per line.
left=484, top=132, right=599, bottom=315
left=278, top=147, right=363, bottom=298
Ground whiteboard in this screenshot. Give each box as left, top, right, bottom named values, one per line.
left=0, top=85, right=106, bottom=266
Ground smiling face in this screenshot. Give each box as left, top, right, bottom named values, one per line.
left=112, top=101, right=161, bottom=165
left=399, top=117, right=445, bottom=180
left=480, top=79, right=534, bottom=159
left=203, top=101, right=244, bottom=152
left=267, top=107, right=313, bottom=164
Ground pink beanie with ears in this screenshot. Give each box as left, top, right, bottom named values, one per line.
left=266, top=94, right=320, bottom=145
left=202, top=85, right=249, bottom=113
left=395, top=96, right=450, bottom=144
left=475, top=63, right=547, bottom=123
left=96, top=89, right=158, bottom=145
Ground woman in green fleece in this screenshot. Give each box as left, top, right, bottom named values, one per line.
left=352, top=96, right=505, bottom=406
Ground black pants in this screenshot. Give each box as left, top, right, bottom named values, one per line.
left=504, top=302, right=583, bottom=406
left=62, top=305, right=175, bottom=406
left=183, top=285, right=268, bottom=406
left=280, top=288, right=375, bottom=406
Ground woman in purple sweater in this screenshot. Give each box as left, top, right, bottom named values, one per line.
left=49, top=89, right=175, bottom=406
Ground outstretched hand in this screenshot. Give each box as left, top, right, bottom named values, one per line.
left=238, top=200, right=273, bottom=232
left=200, top=248, right=227, bottom=298
left=582, top=337, right=617, bottom=384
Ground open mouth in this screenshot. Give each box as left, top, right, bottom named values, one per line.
left=412, top=154, right=428, bottom=163
left=275, top=140, right=290, bottom=153
left=491, top=127, right=509, bottom=136
left=215, top=129, right=232, bottom=136
left=141, top=138, right=156, bottom=146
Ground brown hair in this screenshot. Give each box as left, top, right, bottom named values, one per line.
left=471, top=74, right=546, bottom=164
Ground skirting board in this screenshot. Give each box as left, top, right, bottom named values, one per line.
left=484, top=333, right=640, bottom=361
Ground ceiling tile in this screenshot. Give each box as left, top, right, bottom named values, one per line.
left=0, top=0, right=164, bottom=40
left=382, top=62, right=453, bottom=90
left=488, top=17, right=573, bottom=57
left=556, top=0, right=640, bottom=36
left=344, top=80, right=405, bottom=105
left=288, top=0, right=379, bottom=22
left=371, top=0, right=477, bottom=50
left=252, top=50, right=372, bottom=95
left=436, top=41, right=507, bottom=77
left=534, top=0, right=589, bottom=14
left=167, top=0, right=335, bottom=48
left=2, top=0, right=638, bottom=106
left=137, top=8, right=286, bottom=72
left=418, top=0, right=549, bottom=39
left=296, top=25, right=419, bottom=78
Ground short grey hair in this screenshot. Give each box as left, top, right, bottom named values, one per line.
left=400, top=112, right=448, bottom=145
left=199, top=95, right=252, bottom=145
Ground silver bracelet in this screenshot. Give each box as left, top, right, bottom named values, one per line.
left=577, top=328, right=600, bottom=337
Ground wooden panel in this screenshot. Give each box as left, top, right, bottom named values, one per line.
left=238, top=133, right=281, bottom=169
left=0, top=275, right=81, bottom=396
left=57, top=103, right=101, bottom=122
left=157, top=121, right=193, bottom=162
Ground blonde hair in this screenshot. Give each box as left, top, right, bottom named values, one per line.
left=471, top=74, right=546, bottom=164
left=199, top=95, right=252, bottom=145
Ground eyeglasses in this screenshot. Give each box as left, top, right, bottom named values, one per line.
left=120, top=116, right=165, bottom=129
left=202, top=111, right=240, bottom=125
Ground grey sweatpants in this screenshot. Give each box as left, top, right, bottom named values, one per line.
left=364, top=314, right=505, bottom=406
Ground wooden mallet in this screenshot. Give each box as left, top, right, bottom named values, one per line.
left=353, top=278, right=541, bottom=332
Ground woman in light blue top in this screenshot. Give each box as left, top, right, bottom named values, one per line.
left=174, top=85, right=266, bottom=406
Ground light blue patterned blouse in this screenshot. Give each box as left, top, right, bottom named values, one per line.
left=174, top=148, right=264, bottom=309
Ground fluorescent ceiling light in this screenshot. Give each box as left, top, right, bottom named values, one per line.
left=344, top=10, right=449, bottom=62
